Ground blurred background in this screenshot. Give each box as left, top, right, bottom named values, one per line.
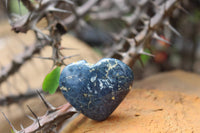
left=0, top=0, right=200, bottom=79
left=0, top=0, right=200, bottom=132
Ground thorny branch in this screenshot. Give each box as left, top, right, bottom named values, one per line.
left=108, top=0, right=182, bottom=67
left=1, top=0, right=100, bottom=132
left=0, top=0, right=100, bottom=86
left=2, top=91, right=77, bottom=133
left=63, top=0, right=101, bottom=29
left=1, top=0, right=185, bottom=132
left=0, top=41, right=46, bottom=85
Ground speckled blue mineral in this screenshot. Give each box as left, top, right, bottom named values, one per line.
left=59, top=58, right=134, bottom=121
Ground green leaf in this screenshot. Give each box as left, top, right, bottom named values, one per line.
left=10, top=0, right=28, bottom=15
left=42, top=66, right=61, bottom=94
left=10, top=129, right=14, bottom=133
left=140, top=49, right=151, bottom=65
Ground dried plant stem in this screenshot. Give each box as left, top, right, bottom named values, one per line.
left=0, top=41, right=46, bottom=85
left=0, top=89, right=42, bottom=106
left=109, top=0, right=181, bottom=67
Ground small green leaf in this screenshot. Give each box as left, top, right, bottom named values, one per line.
left=10, top=129, right=14, bottom=133
left=10, top=0, right=28, bottom=15
left=140, top=49, right=151, bottom=65
left=42, top=66, right=61, bottom=94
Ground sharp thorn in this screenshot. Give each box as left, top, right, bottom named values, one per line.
left=122, top=37, right=137, bottom=46
left=36, top=90, right=56, bottom=111
left=49, top=0, right=74, bottom=5
left=27, top=105, right=38, bottom=119
left=2, top=112, right=17, bottom=132
left=153, top=33, right=171, bottom=45
left=132, top=37, right=138, bottom=45
left=116, top=51, right=123, bottom=56
left=57, top=0, right=74, bottom=5
left=177, top=5, right=191, bottom=15
left=48, top=7, right=72, bottom=14
left=148, top=18, right=151, bottom=29
left=62, top=54, right=80, bottom=60
left=33, top=56, right=53, bottom=60
left=165, top=21, right=181, bottom=37
left=123, top=37, right=133, bottom=43
left=33, top=26, right=51, bottom=41
left=20, top=124, right=24, bottom=130
left=141, top=13, right=150, bottom=20
left=62, top=62, right=68, bottom=66
left=27, top=105, right=41, bottom=127
left=59, top=47, right=77, bottom=50
left=110, top=33, right=121, bottom=41
left=140, top=17, right=146, bottom=24
left=26, top=115, right=35, bottom=121
left=137, top=47, right=155, bottom=57
left=130, top=28, right=138, bottom=35
left=139, top=51, right=155, bottom=57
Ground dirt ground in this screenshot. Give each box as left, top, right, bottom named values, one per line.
left=1, top=21, right=200, bottom=133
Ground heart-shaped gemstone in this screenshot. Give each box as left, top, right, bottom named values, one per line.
left=59, top=58, right=134, bottom=121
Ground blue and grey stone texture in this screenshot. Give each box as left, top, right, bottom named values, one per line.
left=59, top=58, right=134, bottom=121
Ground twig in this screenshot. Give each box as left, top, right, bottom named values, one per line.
left=63, top=0, right=101, bottom=29
left=20, top=0, right=35, bottom=11
left=0, top=41, right=46, bottom=85
left=1, top=0, right=184, bottom=132
left=2, top=92, right=77, bottom=133
left=108, top=0, right=182, bottom=67
left=0, top=89, right=42, bottom=106
left=0, top=0, right=100, bottom=86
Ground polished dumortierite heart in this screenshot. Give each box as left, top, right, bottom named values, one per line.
left=59, top=58, right=134, bottom=121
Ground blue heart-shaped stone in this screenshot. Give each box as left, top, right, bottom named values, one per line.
left=59, top=58, right=134, bottom=121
